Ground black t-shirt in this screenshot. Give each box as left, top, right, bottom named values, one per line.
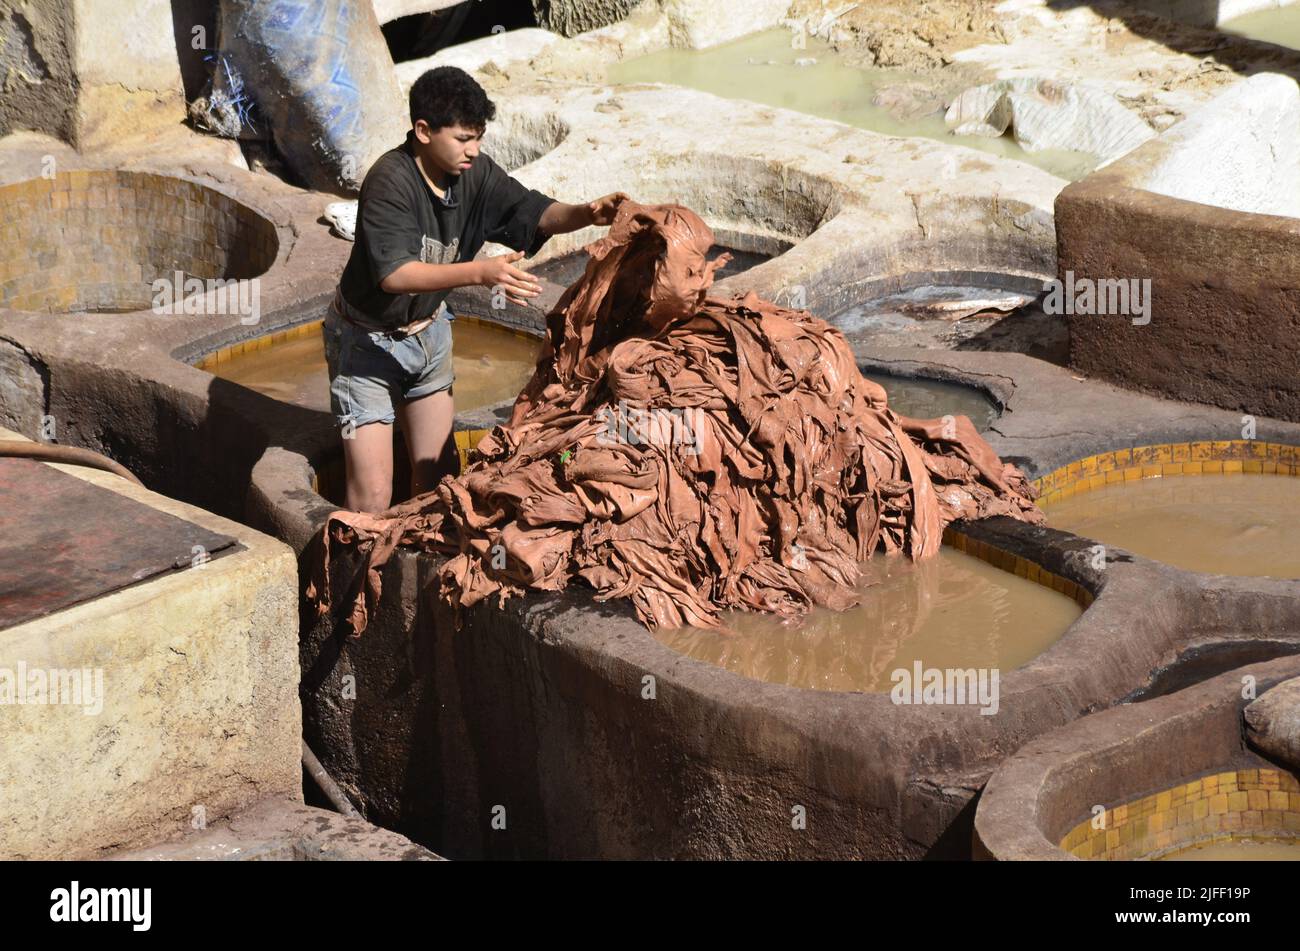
left=337, top=132, right=556, bottom=331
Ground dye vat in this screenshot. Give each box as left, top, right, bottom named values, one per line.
left=653, top=547, right=1081, bottom=693
left=0, top=171, right=277, bottom=314
left=202, top=317, right=541, bottom=412
left=1157, top=836, right=1300, bottom=861
left=1043, top=473, right=1300, bottom=579
left=529, top=245, right=771, bottom=287
left=829, top=274, right=1062, bottom=357
left=1221, top=4, right=1300, bottom=49
left=608, top=28, right=1098, bottom=181
left=1060, top=767, right=1300, bottom=861
left=863, top=372, right=999, bottom=432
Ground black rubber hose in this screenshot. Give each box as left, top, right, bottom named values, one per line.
left=0, top=439, right=143, bottom=486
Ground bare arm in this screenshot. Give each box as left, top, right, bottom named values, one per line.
left=378, top=260, right=483, bottom=295
left=538, top=192, right=631, bottom=235
left=380, top=255, right=544, bottom=306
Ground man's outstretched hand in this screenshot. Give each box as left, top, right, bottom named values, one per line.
left=588, top=192, right=631, bottom=227
left=476, top=250, right=542, bottom=306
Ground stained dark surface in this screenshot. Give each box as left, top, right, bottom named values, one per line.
left=0, top=458, right=240, bottom=630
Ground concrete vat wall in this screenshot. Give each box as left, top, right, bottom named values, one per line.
left=0, top=429, right=302, bottom=860
left=1059, top=74, right=1300, bottom=423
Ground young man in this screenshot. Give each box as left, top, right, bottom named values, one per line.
left=326, top=65, right=629, bottom=513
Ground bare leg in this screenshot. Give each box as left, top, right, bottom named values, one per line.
left=398, top=388, right=456, bottom=499
left=342, top=420, right=395, bottom=513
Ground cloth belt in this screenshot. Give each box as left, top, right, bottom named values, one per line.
left=332, top=287, right=446, bottom=339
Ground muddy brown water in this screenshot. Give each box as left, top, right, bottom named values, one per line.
left=653, top=548, right=1080, bottom=693
left=863, top=372, right=999, bottom=431
left=1043, top=473, right=1300, bottom=579
left=207, top=319, right=542, bottom=412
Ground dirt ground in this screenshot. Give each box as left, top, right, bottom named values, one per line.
left=787, top=0, right=1300, bottom=126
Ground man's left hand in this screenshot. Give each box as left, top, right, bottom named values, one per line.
left=588, top=192, right=631, bottom=227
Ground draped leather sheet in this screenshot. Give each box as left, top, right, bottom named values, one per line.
left=307, top=203, right=1042, bottom=634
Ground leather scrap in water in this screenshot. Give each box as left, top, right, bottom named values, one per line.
left=306, top=202, right=1043, bottom=634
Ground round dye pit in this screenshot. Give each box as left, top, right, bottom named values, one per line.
left=607, top=28, right=1098, bottom=181
left=1060, top=767, right=1300, bottom=861
left=529, top=244, right=771, bottom=288
left=199, top=317, right=542, bottom=413
left=1038, top=445, right=1300, bottom=578
left=863, top=372, right=999, bottom=431
left=653, top=546, right=1081, bottom=692
left=0, top=171, right=277, bottom=314
left=829, top=272, right=1063, bottom=359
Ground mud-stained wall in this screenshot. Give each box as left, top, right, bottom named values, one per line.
left=0, top=0, right=76, bottom=141
left=1058, top=176, right=1300, bottom=422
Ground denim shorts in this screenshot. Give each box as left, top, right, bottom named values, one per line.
left=322, top=306, right=454, bottom=429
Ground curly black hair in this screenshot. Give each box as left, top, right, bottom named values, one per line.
left=408, top=66, right=497, bottom=132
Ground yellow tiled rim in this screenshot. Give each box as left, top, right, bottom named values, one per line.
left=1032, top=440, right=1300, bottom=508
left=942, top=525, right=1094, bottom=609
left=193, top=314, right=539, bottom=371
left=1060, top=767, right=1300, bottom=860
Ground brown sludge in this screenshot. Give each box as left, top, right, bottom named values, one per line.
left=306, top=202, right=1043, bottom=634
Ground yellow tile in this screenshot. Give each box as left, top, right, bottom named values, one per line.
left=1161, top=462, right=1182, bottom=476
left=1112, top=448, right=1133, bottom=467
left=1105, top=469, right=1124, bottom=484
left=1202, top=460, right=1223, bottom=474
left=1193, top=799, right=1209, bottom=821
left=1141, top=464, right=1163, bottom=478
left=1190, top=441, right=1214, bottom=461
left=1096, top=451, right=1116, bottom=472
left=1248, top=789, right=1269, bottom=810
left=1228, top=791, right=1248, bottom=812
left=1182, top=461, right=1203, bottom=475
left=1222, top=460, right=1243, bottom=474
left=1089, top=473, right=1106, bottom=489
left=1244, top=460, right=1263, bottom=473
left=1153, top=444, right=1173, bottom=463
left=1171, top=443, right=1191, bottom=462
left=1209, top=793, right=1229, bottom=814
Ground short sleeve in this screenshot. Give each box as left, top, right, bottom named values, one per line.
left=357, top=164, right=423, bottom=283
left=478, top=155, right=557, bottom=257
